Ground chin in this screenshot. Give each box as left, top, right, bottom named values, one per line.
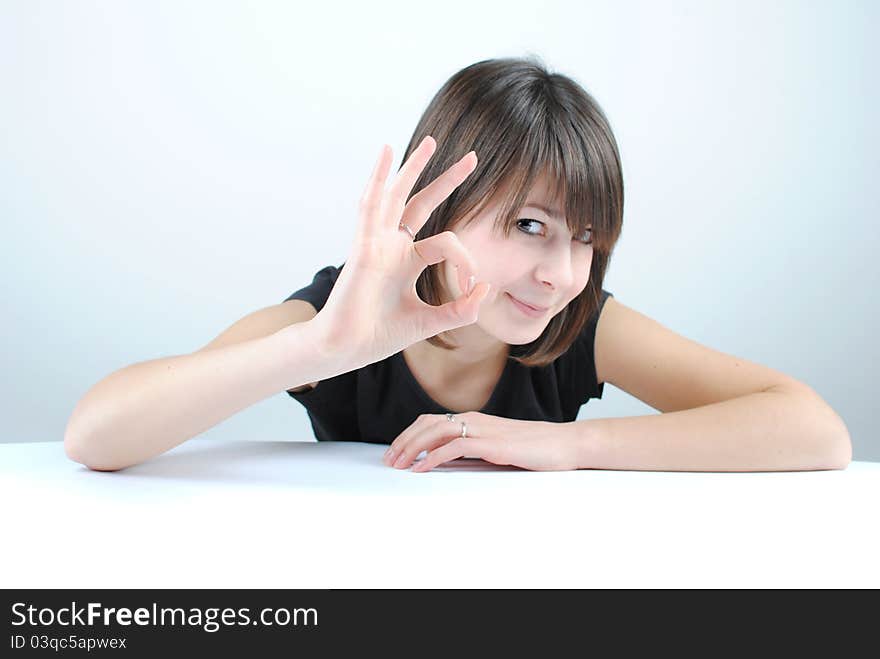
left=482, top=319, right=547, bottom=346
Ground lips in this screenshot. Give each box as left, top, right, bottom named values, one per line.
left=507, top=293, right=550, bottom=312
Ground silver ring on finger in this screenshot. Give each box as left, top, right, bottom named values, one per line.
left=444, top=412, right=466, bottom=438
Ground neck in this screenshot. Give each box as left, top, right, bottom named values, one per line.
left=408, top=324, right=510, bottom=381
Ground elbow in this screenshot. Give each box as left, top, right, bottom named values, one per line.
left=805, top=393, right=853, bottom=471
left=819, top=415, right=852, bottom=471
left=64, top=426, right=124, bottom=473
left=827, top=430, right=853, bottom=471
left=63, top=424, right=88, bottom=465
left=64, top=399, right=129, bottom=472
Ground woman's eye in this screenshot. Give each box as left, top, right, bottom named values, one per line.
left=516, top=219, right=592, bottom=245
left=516, top=218, right=544, bottom=236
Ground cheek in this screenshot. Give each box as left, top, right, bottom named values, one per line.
left=445, top=244, right=508, bottom=286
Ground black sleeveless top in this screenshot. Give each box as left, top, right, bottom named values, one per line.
left=283, top=263, right=613, bottom=445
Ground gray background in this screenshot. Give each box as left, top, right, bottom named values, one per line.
left=2, top=0, right=876, bottom=460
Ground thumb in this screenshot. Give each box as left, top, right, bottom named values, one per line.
left=428, top=281, right=492, bottom=335
left=452, top=280, right=492, bottom=323
left=465, top=281, right=492, bottom=312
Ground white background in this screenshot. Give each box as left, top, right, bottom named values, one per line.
left=2, top=0, right=876, bottom=459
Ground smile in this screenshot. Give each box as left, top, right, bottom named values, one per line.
left=505, top=292, right=549, bottom=318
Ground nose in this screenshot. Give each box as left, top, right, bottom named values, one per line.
left=536, top=248, right=580, bottom=292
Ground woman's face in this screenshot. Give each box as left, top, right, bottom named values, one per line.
left=439, top=173, right=594, bottom=346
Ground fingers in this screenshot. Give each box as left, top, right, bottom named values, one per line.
left=384, top=414, right=470, bottom=469
left=383, top=414, right=433, bottom=467
left=408, top=231, right=493, bottom=335
left=411, top=441, right=469, bottom=471
left=400, top=150, right=477, bottom=237
left=358, top=137, right=477, bottom=242
left=410, top=230, right=479, bottom=300
left=419, top=278, right=492, bottom=339
left=357, top=144, right=392, bottom=239
left=383, top=135, right=437, bottom=230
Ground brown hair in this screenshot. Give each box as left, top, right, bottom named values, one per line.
left=401, top=55, right=624, bottom=367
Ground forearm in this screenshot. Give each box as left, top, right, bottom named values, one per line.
left=64, top=319, right=346, bottom=471
left=568, top=385, right=852, bottom=472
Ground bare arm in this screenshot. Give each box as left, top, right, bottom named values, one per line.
left=63, top=318, right=349, bottom=471
left=567, top=385, right=851, bottom=472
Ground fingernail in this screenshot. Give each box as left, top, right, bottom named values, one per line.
left=394, top=453, right=407, bottom=468
left=467, top=275, right=476, bottom=296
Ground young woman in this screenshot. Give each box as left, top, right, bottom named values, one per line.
left=64, top=57, right=852, bottom=473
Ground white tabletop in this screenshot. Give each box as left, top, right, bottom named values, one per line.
left=1, top=439, right=877, bottom=588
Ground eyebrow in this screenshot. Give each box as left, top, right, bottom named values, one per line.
left=523, top=203, right=591, bottom=228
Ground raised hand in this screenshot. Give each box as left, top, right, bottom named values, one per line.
left=310, top=136, right=492, bottom=370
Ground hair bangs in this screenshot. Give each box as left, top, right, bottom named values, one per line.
left=401, top=56, right=624, bottom=368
